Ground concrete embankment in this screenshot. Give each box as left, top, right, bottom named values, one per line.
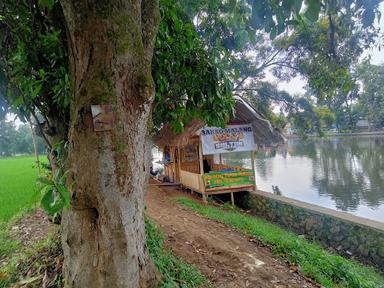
left=240, top=190, right=384, bottom=271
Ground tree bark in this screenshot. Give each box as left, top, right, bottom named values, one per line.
left=59, top=1, right=160, bottom=287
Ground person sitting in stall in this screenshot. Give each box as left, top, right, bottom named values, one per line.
left=203, top=159, right=211, bottom=173
left=150, top=166, right=158, bottom=177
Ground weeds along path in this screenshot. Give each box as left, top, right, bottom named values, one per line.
left=0, top=209, right=53, bottom=268
left=145, top=186, right=320, bottom=288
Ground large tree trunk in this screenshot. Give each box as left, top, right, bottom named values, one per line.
left=59, top=1, right=160, bottom=287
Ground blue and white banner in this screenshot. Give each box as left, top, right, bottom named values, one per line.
left=200, top=125, right=257, bottom=155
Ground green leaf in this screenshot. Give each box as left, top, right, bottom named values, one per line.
left=57, top=184, right=70, bottom=207
left=37, top=177, right=54, bottom=186
left=234, top=29, right=249, bottom=49
left=40, top=188, right=54, bottom=214
left=270, top=27, right=278, bottom=40
left=293, top=0, right=303, bottom=13
left=304, top=0, right=321, bottom=22
left=38, top=0, right=55, bottom=10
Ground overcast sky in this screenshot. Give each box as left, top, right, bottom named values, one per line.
left=267, top=3, right=384, bottom=95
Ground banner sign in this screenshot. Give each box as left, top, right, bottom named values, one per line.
left=200, top=125, right=257, bottom=155
left=203, top=170, right=255, bottom=189
left=182, top=144, right=198, bottom=162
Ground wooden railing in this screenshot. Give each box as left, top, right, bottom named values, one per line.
left=180, top=161, right=200, bottom=174
left=180, top=162, right=246, bottom=174
left=211, top=164, right=246, bottom=172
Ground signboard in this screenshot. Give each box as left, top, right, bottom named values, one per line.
left=200, top=125, right=257, bottom=155
left=91, top=105, right=115, bottom=131
left=182, top=144, right=198, bottom=162
left=203, top=170, right=255, bottom=189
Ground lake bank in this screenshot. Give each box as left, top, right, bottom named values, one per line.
left=243, top=190, right=384, bottom=271
left=284, top=130, right=384, bottom=139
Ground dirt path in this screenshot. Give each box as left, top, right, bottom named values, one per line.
left=0, top=208, right=53, bottom=268
left=146, top=185, right=320, bottom=288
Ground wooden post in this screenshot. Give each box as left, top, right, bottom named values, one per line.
left=177, top=144, right=181, bottom=183
left=251, top=150, right=257, bottom=191
left=171, top=146, right=175, bottom=182
left=219, top=153, right=223, bottom=164
left=230, top=192, right=235, bottom=206
left=199, top=138, right=207, bottom=203
left=177, top=144, right=181, bottom=171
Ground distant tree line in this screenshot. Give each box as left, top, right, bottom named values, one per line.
left=245, top=61, right=384, bottom=136
left=354, top=62, right=384, bottom=130
left=0, top=119, right=45, bottom=157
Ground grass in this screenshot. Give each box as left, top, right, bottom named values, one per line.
left=146, top=217, right=210, bottom=288
left=177, top=197, right=384, bottom=288
left=0, top=221, right=20, bottom=261
left=0, top=212, right=210, bottom=288
left=0, top=208, right=35, bottom=261
left=0, top=156, right=43, bottom=222
left=0, top=209, right=39, bottom=288
left=0, top=229, right=62, bottom=288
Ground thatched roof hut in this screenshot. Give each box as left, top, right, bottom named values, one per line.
left=154, top=95, right=285, bottom=148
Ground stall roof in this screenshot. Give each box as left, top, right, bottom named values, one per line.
left=154, top=96, right=285, bottom=148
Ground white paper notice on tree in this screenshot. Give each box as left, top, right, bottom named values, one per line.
left=200, top=125, right=257, bottom=155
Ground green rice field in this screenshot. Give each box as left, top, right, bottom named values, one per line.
left=0, top=156, right=43, bottom=222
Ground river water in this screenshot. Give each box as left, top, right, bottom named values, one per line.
left=222, top=135, right=384, bottom=222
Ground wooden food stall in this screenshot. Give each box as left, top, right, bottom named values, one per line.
left=154, top=96, right=284, bottom=204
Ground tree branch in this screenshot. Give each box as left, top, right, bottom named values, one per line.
left=234, top=48, right=291, bottom=90
left=29, top=107, right=53, bottom=150
left=234, top=76, right=249, bottom=90
left=263, top=48, right=283, bottom=66
left=234, top=88, right=297, bottom=110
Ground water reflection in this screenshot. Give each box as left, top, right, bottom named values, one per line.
left=223, top=136, right=384, bottom=222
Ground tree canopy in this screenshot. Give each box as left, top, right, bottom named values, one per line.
left=0, top=0, right=382, bottom=138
